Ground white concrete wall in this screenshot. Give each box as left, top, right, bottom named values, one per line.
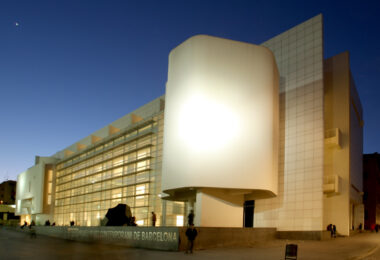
left=162, top=35, right=279, bottom=197
left=195, top=190, right=243, bottom=227
left=16, top=163, right=44, bottom=215
left=15, top=157, right=56, bottom=216
left=255, top=14, right=325, bottom=231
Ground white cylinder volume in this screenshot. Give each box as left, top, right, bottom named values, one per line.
left=162, top=35, right=279, bottom=199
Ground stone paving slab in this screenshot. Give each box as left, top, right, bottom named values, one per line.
left=2, top=227, right=380, bottom=260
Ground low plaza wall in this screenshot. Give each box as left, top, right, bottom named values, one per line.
left=178, top=227, right=277, bottom=250
left=277, top=230, right=332, bottom=240
left=17, top=226, right=277, bottom=251
left=16, top=226, right=335, bottom=250
left=0, top=219, right=19, bottom=227
left=23, top=226, right=180, bottom=251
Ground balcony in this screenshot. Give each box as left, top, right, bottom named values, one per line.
left=325, top=128, right=341, bottom=148
left=323, top=174, right=341, bottom=195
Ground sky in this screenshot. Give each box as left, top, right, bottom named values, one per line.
left=0, top=0, right=379, bottom=181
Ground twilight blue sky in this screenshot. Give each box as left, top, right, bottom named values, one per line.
left=1, top=0, right=379, bottom=181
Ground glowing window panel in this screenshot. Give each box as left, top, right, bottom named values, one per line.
left=176, top=215, right=184, bottom=226
left=136, top=185, right=146, bottom=195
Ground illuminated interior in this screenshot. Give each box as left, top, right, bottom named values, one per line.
left=54, top=114, right=184, bottom=226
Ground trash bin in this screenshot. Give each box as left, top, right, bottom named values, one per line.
left=285, top=244, right=297, bottom=260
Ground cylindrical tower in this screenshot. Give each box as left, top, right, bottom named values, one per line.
left=162, top=35, right=279, bottom=227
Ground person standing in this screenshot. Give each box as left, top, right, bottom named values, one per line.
left=21, top=221, right=27, bottom=229
left=151, top=212, right=157, bottom=227
left=185, top=224, right=198, bottom=254
left=327, top=224, right=333, bottom=238
left=188, top=210, right=194, bottom=226
left=332, top=225, right=337, bottom=238
left=371, top=223, right=376, bottom=232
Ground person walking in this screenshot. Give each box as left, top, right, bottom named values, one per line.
left=185, top=224, right=198, bottom=254
left=151, top=212, right=157, bottom=227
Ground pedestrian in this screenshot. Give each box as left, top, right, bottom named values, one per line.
left=328, top=224, right=333, bottom=238
left=29, top=221, right=36, bottom=239
left=376, top=224, right=379, bottom=233
left=359, top=223, right=363, bottom=233
left=371, top=223, right=376, bottom=232
left=21, top=221, right=27, bottom=229
left=185, top=224, right=198, bottom=254
left=188, top=210, right=194, bottom=226
left=332, top=225, right=337, bottom=238
left=151, top=212, right=157, bottom=227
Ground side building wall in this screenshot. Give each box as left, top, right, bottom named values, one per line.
left=349, top=71, right=364, bottom=231
left=323, top=52, right=351, bottom=236
left=363, top=154, right=380, bottom=230
left=15, top=156, right=58, bottom=225
left=0, top=181, right=17, bottom=205
left=323, top=52, right=363, bottom=236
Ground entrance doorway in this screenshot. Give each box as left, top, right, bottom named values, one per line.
left=243, top=200, right=255, bottom=227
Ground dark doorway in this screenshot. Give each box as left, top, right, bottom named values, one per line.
left=243, top=200, right=255, bottom=227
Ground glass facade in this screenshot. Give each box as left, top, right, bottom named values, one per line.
left=53, top=113, right=184, bottom=226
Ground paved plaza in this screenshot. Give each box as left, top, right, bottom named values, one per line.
left=1, top=227, right=380, bottom=260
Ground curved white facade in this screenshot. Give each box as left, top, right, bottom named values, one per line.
left=162, top=35, right=279, bottom=199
